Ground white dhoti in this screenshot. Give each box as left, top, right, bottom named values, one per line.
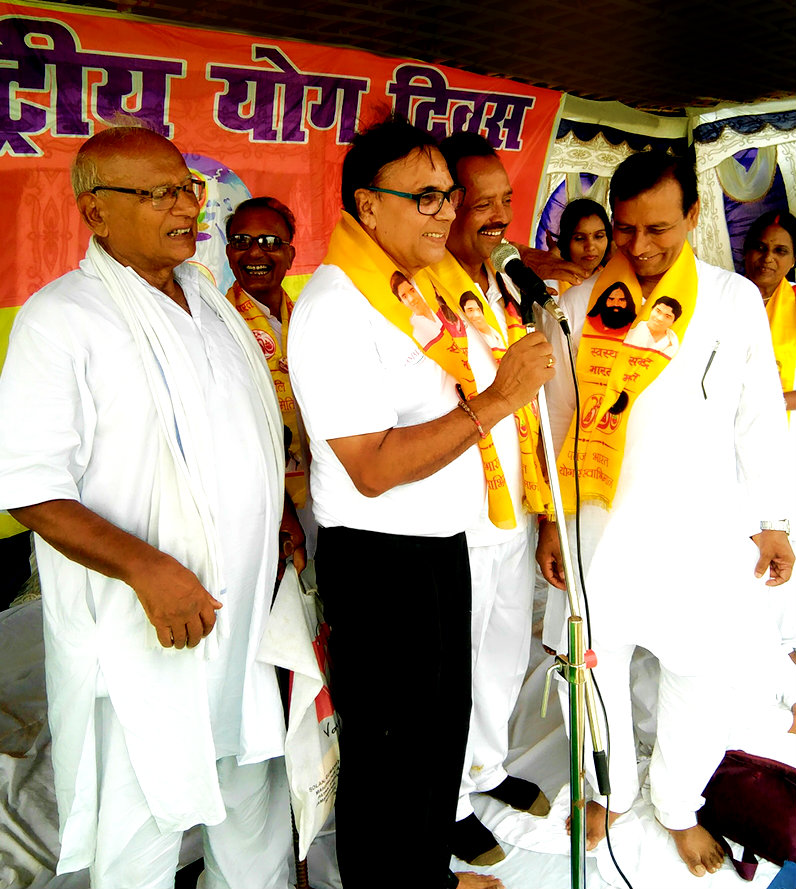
left=90, top=698, right=291, bottom=889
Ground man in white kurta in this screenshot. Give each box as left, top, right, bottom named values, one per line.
left=537, top=150, right=794, bottom=877
left=438, top=133, right=550, bottom=867
left=0, top=127, right=292, bottom=889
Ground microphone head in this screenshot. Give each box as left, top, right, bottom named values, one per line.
left=490, top=239, right=521, bottom=272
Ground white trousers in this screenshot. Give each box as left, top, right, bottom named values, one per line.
left=457, top=528, right=535, bottom=821
left=557, top=644, right=731, bottom=830
left=90, top=698, right=292, bottom=889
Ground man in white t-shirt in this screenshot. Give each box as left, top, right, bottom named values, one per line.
left=288, top=114, right=555, bottom=889
left=0, top=126, right=292, bottom=889
left=439, top=131, right=551, bottom=866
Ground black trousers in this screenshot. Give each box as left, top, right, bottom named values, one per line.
left=315, top=526, right=472, bottom=889
left=0, top=530, right=32, bottom=609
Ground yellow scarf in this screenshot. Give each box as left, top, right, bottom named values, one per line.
left=325, top=212, right=550, bottom=528
left=556, top=242, right=698, bottom=512
left=765, top=277, right=796, bottom=397
left=226, top=282, right=308, bottom=508
left=428, top=253, right=551, bottom=518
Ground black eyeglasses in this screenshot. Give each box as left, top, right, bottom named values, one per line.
left=227, top=233, right=292, bottom=252
left=367, top=185, right=466, bottom=216
left=91, top=178, right=205, bottom=210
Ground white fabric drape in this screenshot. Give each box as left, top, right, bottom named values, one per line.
left=716, top=145, right=777, bottom=203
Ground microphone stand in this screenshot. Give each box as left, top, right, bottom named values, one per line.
left=528, top=307, right=609, bottom=889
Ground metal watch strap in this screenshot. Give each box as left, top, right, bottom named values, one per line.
left=760, top=519, right=791, bottom=534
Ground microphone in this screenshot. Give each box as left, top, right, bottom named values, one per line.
left=490, top=240, right=570, bottom=334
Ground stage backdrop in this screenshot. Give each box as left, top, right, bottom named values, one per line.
left=0, top=0, right=563, bottom=359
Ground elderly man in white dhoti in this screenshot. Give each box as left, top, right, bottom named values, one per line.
left=0, top=125, right=295, bottom=889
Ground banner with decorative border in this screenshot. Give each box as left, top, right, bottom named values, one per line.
left=0, top=1, right=563, bottom=358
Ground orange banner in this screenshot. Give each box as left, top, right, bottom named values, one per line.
left=0, top=1, right=562, bottom=320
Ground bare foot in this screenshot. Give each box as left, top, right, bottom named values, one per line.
left=789, top=649, right=796, bottom=666
left=668, top=824, right=725, bottom=876
left=790, top=704, right=796, bottom=735
left=565, top=800, right=621, bottom=850
left=454, top=872, right=505, bottom=888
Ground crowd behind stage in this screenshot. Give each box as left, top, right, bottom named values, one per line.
left=0, top=112, right=795, bottom=889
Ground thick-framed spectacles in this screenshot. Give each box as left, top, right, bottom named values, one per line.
left=90, top=178, right=206, bottom=210
left=367, top=185, right=466, bottom=216
left=227, top=233, right=292, bottom=252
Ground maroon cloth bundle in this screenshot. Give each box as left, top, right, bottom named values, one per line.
left=698, top=749, right=796, bottom=881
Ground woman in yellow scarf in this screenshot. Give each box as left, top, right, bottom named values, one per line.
left=743, top=209, right=796, bottom=412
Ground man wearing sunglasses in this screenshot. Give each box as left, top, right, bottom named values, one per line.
left=225, top=197, right=314, bottom=560
left=225, top=198, right=297, bottom=322
left=0, top=125, right=292, bottom=888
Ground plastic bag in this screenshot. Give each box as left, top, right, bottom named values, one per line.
left=258, top=561, right=339, bottom=859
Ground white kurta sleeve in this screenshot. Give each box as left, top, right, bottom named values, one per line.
left=0, top=305, right=93, bottom=509
left=734, top=288, right=795, bottom=533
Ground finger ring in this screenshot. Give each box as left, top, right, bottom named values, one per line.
left=547, top=356, right=554, bottom=368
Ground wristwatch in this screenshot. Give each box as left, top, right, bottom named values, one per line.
left=760, top=519, right=791, bottom=535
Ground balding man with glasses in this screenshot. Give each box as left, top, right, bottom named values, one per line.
left=0, top=124, right=293, bottom=888
left=288, top=113, right=554, bottom=889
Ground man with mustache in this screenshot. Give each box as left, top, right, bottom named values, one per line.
left=439, top=131, right=551, bottom=867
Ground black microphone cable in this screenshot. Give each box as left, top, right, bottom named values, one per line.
left=562, top=319, right=635, bottom=889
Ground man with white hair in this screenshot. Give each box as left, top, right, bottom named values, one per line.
left=0, top=125, right=292, bottom=888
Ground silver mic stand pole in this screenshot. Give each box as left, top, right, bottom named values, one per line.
left=531, top=308, right=610, bottom=889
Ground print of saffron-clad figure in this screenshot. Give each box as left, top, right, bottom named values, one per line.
left=584, top=281, right=637, bottom=336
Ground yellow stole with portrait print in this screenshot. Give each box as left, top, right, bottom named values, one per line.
left=324, top=211, right=550, bottom=528
left=427, top=255, right=551, bottom=518
left=556, top=242, right=698, bottom=513
left=226, top=282, right=308, bottom=508
left=765, top=277, right=796, bottom=399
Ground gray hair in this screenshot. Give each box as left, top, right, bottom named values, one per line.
left=70, top=116, right=157, bottom=198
